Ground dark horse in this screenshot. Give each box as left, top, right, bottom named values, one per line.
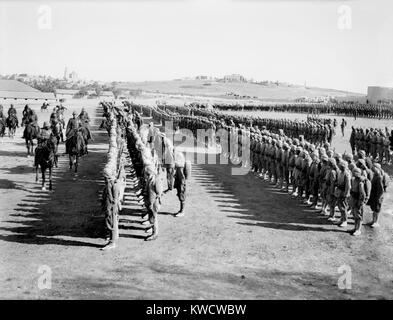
left=23, top=122, right=40, bottom=157
left=50, top=122, right=62, bottom=167
left=0, top=117, right=5, bottom=137
left=66, top=128, right=87, bottom=173
left=6, top=115, right=18, bottom=138
left=35, top=136, right=57, bottom=191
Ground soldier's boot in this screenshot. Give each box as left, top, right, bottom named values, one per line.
left=297, top=187, right=303, bottom=200
left=284, top=181, right=289, bottom=193
left=350, top=219, right=361, bottom=236
left=101, top=224, right=118, bottom=251
left=319, top=201, right=327, bottom=215
left=303, top=195, right=312, bottom=205
left=101, top=240, right=116, bottom=251
left=370, top=212, right=380, bottom=228
left=145, top=223, right=158, bottom=241
left=310, top=195, right=318, bottom=209
left=328, top=206, right=338, bottom=221
left=291, top=186, right=298, bottom=197
left=175, top=201, right=185, bottom=217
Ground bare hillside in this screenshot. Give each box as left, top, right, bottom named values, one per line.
left=117, top=79, right=364, bottom=102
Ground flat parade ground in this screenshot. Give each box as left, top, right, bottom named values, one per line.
left=0, top=99, right=392, bottom=299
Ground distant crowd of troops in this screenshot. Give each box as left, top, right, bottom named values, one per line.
left=350, top=127, right=393, bottom=164
left=208, top=102, right=393, bottom=119
left=136, top=104, right=337, bottom=147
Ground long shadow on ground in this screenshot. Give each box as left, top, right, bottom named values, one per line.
left=191, top=154, right=349, bottom=234
left=0, top=107, right=108, bottom=248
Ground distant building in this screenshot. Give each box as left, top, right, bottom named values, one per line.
left=223, top=74, right=246, bottom=82
left=0, top=79, right=56, bottom=101
left=367, top=86, right=393, bottom=104
left=63, top=66, right=78, bottom=83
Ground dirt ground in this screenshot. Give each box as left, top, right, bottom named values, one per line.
left=0, top=99, right=392, bottom=299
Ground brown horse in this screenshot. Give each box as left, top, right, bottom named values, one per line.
left=6, top=115, right=18, bottom=138
left=0, top=117, right=5, bottom=137
left=50, top=122, right=63, bottom=167
left=35, top=136, right=57, bottom=191
left=23, top=122, right=40, bottom=157
left=66, top=128, right=86, bottom=173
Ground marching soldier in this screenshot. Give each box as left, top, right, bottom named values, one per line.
left=66, top=111, right=81, bottom=139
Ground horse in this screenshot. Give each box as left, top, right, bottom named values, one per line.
left=6, top=115, right=18, bottom=138
left=23, top=122, right=40, bottom=157
left=35, top=136, right=57, bottom=191
left=41, top=102, right=49, bottom=112
left=66, top=128, right=86, bottom=173
left=0, top=117, right=6, bottom=137
left=50, top=122, right=62, bottom=167
left=79, top=121, right=92, bottom=154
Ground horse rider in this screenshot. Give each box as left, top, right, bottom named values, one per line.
left=78, top=108, right=93, bottom=141
left=0, top=106, right=5, bottom=133
left=0, top=105, right=5, bottom=122
left=78, top=108, right=90, bottom=124
left=37, top=121, right=52, bottom=144
left=22, top=109, right=40, bottom=138
left=22, top=105, right=31, bottom=120
left=8, top=104, right=17, bottom=118
left=50, top=116, right=64, bottom=143
left=34, top=122, right=53, bottom=166
left=66, top=111, right=81, bottom=139
left=50, top=107, right=59, bottom=125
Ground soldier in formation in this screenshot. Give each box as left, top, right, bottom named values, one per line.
left=121, top=101, right=391, bottom=237
left=352, top=127, right=392, bottom=164
left=210, top=102, right=393, bottom=119
left=246, top=129, right=390, bottom=236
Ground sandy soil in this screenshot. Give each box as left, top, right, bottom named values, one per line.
left=0, top=99, right=392, bottom=299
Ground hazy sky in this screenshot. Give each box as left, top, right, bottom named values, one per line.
left=0, top=0, right=392, bottom=93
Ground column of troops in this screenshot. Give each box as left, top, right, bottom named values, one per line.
left=205, top=102, right=393, bottom=119
left=350, top=127, right=393, bottom=164
left=127, top=103, right=390, bottom=237
left=221, top=125, right=389, bottom=237
left=104, top=102, right=191, bottom=244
